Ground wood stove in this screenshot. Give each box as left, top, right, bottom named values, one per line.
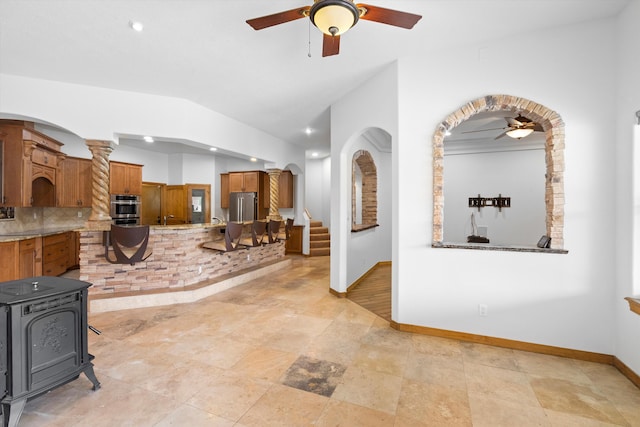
left=0, top=276, right=100, bottom=427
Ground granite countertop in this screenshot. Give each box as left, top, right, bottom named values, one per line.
left=0, top=227, right=79, bottom=242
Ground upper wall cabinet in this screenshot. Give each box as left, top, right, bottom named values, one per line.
left=0, top=120, right=64, bottom=207
left=228, top=171, right=260, bottom=193
left=59, top=157, right=92, bottom=207
left=278, top=170, right=293, bottom=209
left=110, top=161, right=143, bottom=195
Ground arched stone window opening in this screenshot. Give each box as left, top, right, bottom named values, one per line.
left=432, top=95, right=565, bottom=250
left=352, top=149, right=378, bottom=231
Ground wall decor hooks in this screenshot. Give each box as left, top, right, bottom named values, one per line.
left=468, top=194, right=511, bottom=212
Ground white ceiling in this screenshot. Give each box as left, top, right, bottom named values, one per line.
left=0, top=0, right=629, bottom=159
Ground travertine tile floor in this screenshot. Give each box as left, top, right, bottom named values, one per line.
left=19, top=256, right=640, bottom=426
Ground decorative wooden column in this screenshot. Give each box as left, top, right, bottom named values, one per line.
left=85, top=140, right=114, bottom=228
left=267, top=168, right=282, bottom=221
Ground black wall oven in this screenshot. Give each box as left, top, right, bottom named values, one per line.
left=110, top=194, right=140, bottom=225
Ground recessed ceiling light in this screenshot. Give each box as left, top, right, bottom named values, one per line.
left=129, top=20, right=144, bottom=32
left=250, top=157, right=257, bottom=162
left=143, top=136, right=154, bottom=143
left=209, top=147, right=218, bottom=151
left=311, top=152, right=319, bottom=157
left=305, top=127, right=312, bottom=135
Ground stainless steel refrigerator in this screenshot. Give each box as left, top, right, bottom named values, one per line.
left=228, top=192, right=257, bottom=222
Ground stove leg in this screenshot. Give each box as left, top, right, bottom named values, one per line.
left=83, top=363, right=101, bottom=391
left=2, top=398, right=26, bottom=427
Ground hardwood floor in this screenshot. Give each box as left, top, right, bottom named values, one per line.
left=347, top=263, right=391, bottom=321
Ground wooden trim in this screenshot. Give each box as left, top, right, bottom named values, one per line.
left=329, top=287, right=347, bottom=298
left=625, top=297, right=640, bottom=316
left=389, top=321, right=614, bottom=364
left=614, top=357, right=640, bottom=389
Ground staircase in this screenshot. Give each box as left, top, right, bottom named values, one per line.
left=309, top=220, right=330, bottom=256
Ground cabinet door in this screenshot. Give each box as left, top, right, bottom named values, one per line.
left=110, top=162, right=128, bottom=194
left=110, top=162, right=142, bottom=195
left=263, top=172, right=270, bottom=209
left=285, top=225, right=303, bottom=254
left=279, top=170, right=293, bottom=208
left=19, top=238, right=37, bottom=278
left=78, top=158, right=92, bottom=206
left=243, top=172, right=259, bottom=192
left=220, top=173, right=229, bottom=208
left=0, top=241, right=19, bottom=281
left=59, top=157, right=80, bottom=207
left=126, top=164, right=143, bottom=195
left=228, top=172, right=245, bottom=192
left=165, top=185, right=187, bottom=224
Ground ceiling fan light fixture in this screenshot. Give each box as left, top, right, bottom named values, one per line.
left=506, top=128, right=534, bottom=139
left=310, top=0, right=359, bottom=36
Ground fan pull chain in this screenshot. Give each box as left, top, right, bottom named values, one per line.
left=308, top=19, right=312, bottom=57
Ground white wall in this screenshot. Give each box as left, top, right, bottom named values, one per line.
left=331, top=17, right=620, bottom=355
left=305, top=158, right=326, bottom=224
left=615, top=0, right=640, bottom=375
left=330, top=64, right=398, bottom=295
left=346, top=135, right=392, bottom=285
left=443, top=148, right=546, bottom=245
left=0, top=74, right=305, bottom=171
left=394, top=18, right=617, bottom=353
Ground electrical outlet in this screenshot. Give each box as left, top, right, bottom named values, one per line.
left=77, top=211, right=82, bottom=218
left=198, top=265, right=202, bottom=274
left=247, top=254, right=251, bottom=261
left=478, top=304, right=488, bottom=317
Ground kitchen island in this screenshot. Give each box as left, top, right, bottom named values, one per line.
left=79, top=222, right=288, bottom=311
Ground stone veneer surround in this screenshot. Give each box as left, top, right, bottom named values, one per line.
left=80, top=227, right=286, bottom=295
left=352, top=149, right=378, bottom=230
left=432, top=95, right=565, bottom=249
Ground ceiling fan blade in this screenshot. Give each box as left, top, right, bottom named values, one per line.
left=495, top=131, right=508, bottom=140
left=246, top=6, right=310, bottom=30
left=461, top=127, right=506, bottom=134
left=357, top=4, right=422, bottom=29
left=505, top=117, right=523, bottom=127
left=323, top=34, right=340, bottom=57
left=533, top=123, right=544, bottom=132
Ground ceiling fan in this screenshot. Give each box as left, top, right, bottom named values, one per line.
left=246, top=0, right=422, bottom=57
left=462, top=115, right=544, bottom=140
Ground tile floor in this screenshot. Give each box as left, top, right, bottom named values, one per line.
left=16, top=256, right=640, bottom=426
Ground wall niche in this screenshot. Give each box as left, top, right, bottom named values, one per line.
left=432, top=95, right=565, bottom=250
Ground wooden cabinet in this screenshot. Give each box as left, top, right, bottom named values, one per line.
left=59, top=157, right=92, bottom=207
left=285, top=225, right=303, bottom=254
left=261, top=170, right=295, bottom=209
left=221, top=171, right=269, bottom=219
left=43, top=232, right=71, bottom=277
left=19, top=238, right=39, bottom=278
left=0, top=241, right=19, bottom=282
left=69, top=232, right=79, bottom=268
left=220, top=173, right=229, bottom=208
left=165, top=185, right=187, bottom=225
left=110, top=161, right=143, bottom=195
left=0, top=121, right=64, bottom=207
left=165, top=184, right=211, bottom=224
left=279, top=170, right=294, bottom=208
left=229, top=171, right=260, bottom=192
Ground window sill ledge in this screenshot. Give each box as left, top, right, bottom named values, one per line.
left=351, top=224, right=379, bottom=233
left=432, top=242, right=568, bottom=254
left=625, top=297, right=640, bottom=316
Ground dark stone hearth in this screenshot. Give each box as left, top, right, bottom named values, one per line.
left=281, top=355, right=346, bottom=397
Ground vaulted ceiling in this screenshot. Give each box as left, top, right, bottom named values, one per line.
left=0, top=0, right=629, bottom=159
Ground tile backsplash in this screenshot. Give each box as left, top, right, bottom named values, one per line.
left=0, top=207, right=91, bottom=234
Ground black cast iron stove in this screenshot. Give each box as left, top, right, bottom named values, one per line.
left=0, top=276, right=100, bottom=427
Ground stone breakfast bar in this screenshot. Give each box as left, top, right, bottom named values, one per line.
left=79, top=223, right=288, bottom=312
